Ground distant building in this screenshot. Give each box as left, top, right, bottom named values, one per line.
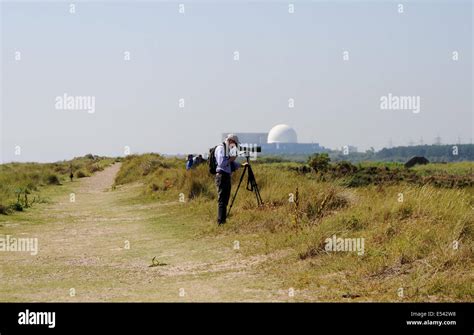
left=221, top=132, right=267, bottom=145
left=222, top=124, right=327, bottom=155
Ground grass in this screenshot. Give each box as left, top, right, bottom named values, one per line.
left=355, top=160, right=474, bottom=176
left=411, top=161, right=474, bottom=176
left=1, top=155, right=472, bottom=301
left=113, top=155, right=474, bottom=301
left=0, top=155, right=115, bottom=214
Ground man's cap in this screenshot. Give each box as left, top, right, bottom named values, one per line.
left=226, top=134, right=240, bottom=144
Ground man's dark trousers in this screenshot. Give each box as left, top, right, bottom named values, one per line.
left=215, top=172, right=231, bottom=224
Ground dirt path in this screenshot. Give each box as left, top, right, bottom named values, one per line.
left=0, top=164, right=290, bottom=302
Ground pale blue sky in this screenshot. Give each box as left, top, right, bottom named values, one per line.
left=1, top=0, right=472, bottom=162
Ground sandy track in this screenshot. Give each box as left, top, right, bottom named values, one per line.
left=0, top=164, right=290, bottom=302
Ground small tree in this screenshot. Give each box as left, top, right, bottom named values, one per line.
left=308, top=153, right=330, bottom=173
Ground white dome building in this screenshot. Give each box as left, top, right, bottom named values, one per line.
left=267, top=124, right=298, bottom=143
left=221, top=123, right=326, bottom=155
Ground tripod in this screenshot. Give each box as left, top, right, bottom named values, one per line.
left=227, top=155, right=264, bottom=217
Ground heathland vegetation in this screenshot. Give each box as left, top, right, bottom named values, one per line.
left=112, top=153, right=473, bottom=300
left=0, top=155, right=114, bottom=214
left=1, top=153, right=472, bottom=301
left=272, top=144, right=474, bottom=163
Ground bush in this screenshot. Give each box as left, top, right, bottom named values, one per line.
left=141, top=158, right=169, bottom=176
left=0, top=204, right=10, bottom=215
left=344, top=174, right=372, bottom=187
left=46, top=174, right=61, bottom=185
left=11, top=202, right=23, bottom=212
left=332, top=161, right=358, bottom=176
left=304, top=188, right=350, bottom=220
left=308, top=153, right=331, bottom=173
left=76, top=170, right=88, bottom=178
left=88, top=163, right=103, bottom=173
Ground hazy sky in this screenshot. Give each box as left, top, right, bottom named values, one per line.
left=1, top=0, right=472, bottom=162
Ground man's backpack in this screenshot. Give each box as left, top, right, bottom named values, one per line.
left=208, top=142, right=226, bottom=175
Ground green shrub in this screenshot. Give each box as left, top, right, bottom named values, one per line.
left=0, top=204, right=10, bottom=215
left=11, top=202, right=23, bottom=212
left=333, top=161, right=358, bottom=176
left=308, top=153, right=331, bottom=173
left=46, top=174, right=61, bottom=185
left=0, top=155, right=114, bottom=215
left=88, top=163, right=103, bottom=173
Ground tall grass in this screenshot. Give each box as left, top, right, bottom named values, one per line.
left=115, top=155, right=474, bottom=301
left=0, top=155, right=114, bottom=214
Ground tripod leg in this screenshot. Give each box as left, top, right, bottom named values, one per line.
left=227, top=165, right=247, bottom=217
left=252, top=179, right=264, bottom=206
left=247, top=165, right=264, bottom=207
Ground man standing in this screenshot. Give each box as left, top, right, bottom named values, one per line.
left=214, top=134, right=241, bottom=225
